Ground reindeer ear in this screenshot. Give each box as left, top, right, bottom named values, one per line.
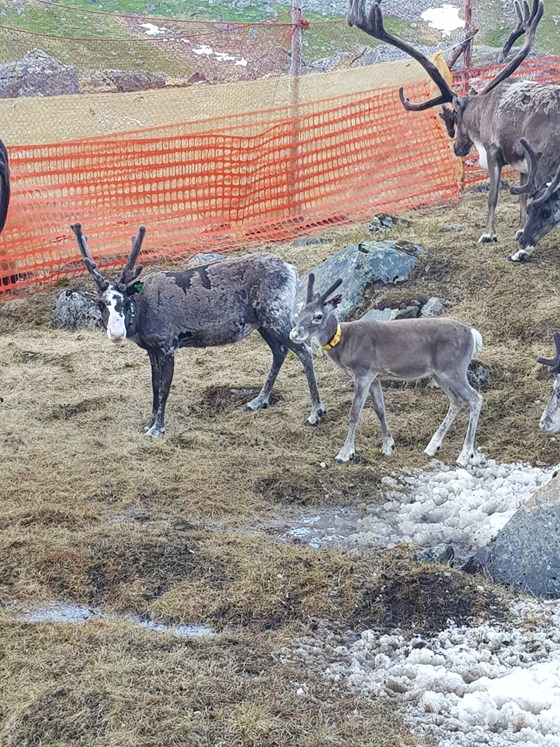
left=328, top=294, right=342, bottom=309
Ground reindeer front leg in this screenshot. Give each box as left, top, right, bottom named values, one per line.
left=335, top=372, right=374, bottom=463
left=479, top=150, right=502, bottom=243
left=146, top=349, right=175, bottom=437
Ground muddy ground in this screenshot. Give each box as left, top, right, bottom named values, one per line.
left=0, top=189, right=559, bottom=746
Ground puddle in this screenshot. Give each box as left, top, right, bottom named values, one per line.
left=8, top=602, right=214, bottom=638
left=421, top=4, right=465, bottom=37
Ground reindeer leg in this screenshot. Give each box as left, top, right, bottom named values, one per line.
left=285, top=337, right=325, bottom=425
left=369, top=379, right=394, bottom=455
left=424, top=376, right=463, bottom=457
left=245, top=329, right=287, bottom=413
left=516, top=172, right=529, bottom=240
left=479, top=152, right=502, bottom=243
left=456, top=383, right=482, bottom=467
left=145, top=350, right=175, bottom=437
left=336, top=372, right=374, bottom=463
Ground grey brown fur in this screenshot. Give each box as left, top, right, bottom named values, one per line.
left=347, top=0, right=559, bottom=260
left=290, top=275, right=483, bottom=466
left=71, top=223, right=325, bottom=436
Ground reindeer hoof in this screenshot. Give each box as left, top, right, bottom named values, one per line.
left=335, top=452, right=354, bottom=464
left=508, top=249, right=533, bottom=263
left=305, top=405, right=326, bottom=426
left=145, top=424, right=165, bottom=438
left=478, top=233, right=497, bottom=244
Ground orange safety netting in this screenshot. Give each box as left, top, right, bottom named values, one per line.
left=1, top=55, right=559, bottom=299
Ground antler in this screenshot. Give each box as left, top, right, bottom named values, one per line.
left=0, top=140, right=10, bottom=235
left=307, top=272, right=316, bottom=303
left=117, top=226, right=146, bottom=290
left=538, top=332, right=560, bottom=373
left=510, top=137, right=542, bottom=195
left=319, top=278, right=343, bottom=303
left=533, top=162, right=560, bottom=206
left=70, top=222, right=109, bottom=291
left=347, top=0, right=455, bottom=111
left=479, top=0, right=544, bottom=95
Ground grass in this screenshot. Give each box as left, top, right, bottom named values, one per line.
left=1, top=189, right=559, bottom=744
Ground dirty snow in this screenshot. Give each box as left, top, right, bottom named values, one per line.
left=421, top=4, right=465, bottom=37
left=190, top=43, right=248, bottom=66
left=286, top=456, right=560, bottom=746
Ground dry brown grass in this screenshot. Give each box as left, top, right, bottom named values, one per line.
left=1, top=189, right=559, bottom=745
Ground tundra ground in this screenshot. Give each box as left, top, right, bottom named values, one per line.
left=0, top=189, right=559, bottom=746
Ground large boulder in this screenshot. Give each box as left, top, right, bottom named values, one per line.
left=295, top=240, right=421, bottom=321
left=52, top=289, right=102, bottom=330
left=469, top=472, right=560, bottom=598
left=0, top=49, right=79, bottom=98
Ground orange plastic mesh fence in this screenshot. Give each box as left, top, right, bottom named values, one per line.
left=1, top=55, right=559, bottom=299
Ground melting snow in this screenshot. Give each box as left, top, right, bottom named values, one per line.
left=286, top=457, right=560, bottom=746
left=190, top=43, right=248, bottom=66
left=140, top=22, right=167, bottom=36
left=10, top=602, right=214, bottom=638
left=421, top=5, right=466, bottom=37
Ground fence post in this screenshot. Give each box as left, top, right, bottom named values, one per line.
left=464, top=0, right=473, bottom=69
left=290, top=0, right=303, bottom=77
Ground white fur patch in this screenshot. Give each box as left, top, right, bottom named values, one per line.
left=105, top=291, right=127, bottom=342
left=473, top=140, right=488, bottom=171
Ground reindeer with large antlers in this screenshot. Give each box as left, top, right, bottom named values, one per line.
left=71, top=223, right=325, bottom=436
left=511, top=138, right=560, bottom=255
left=348, top=0, right=560, bottom=261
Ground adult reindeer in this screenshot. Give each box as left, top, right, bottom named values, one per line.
left=347, top=0, right=560, bottom=261
left=510, top=138, right=560, bottom=256
left=0, top=140, right=10, bottom=235
left=71, top=223, right=325, bottom=436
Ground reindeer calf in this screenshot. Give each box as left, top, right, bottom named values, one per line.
left=290, top=275, right=483, bottom=466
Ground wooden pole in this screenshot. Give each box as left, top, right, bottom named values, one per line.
left=464, top=0, right=473, bottom=69
left=290, top=0, right=303, bottom=77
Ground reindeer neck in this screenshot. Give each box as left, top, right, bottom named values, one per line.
left=320, top=314, right=342, bottom=352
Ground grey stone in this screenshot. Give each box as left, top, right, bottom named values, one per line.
left=368, top=213, right=412, bottom=233
left=296, top=240, right=422, bottom=321
left=79, top=69, right=167, bottom=94
left=468, top=473, right=560, bottom=598
left=421, top=297, right=445, bottom=317
left=416, top=544, right=455, bottom=565
left=188, top=253, right=224, bottom=267
left=467, top=361, right=491, bottom=391
left=0, top=49, right=79, bottom=98
left=292, top=236, right=331, bottom=247
left=438, top=224, right=466, bottom=233
left=361, top=308, right=398, bottom=322
left=52, top=289, right=102, bottom=330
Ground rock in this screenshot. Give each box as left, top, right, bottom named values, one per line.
left=292, top=236, right=331, bottom=247
left=0, top=49, right=79, bottom=98
left=79, top=69, right=167, bottom=94
left=368, top=213, right=411, bottom=233
left=361, top=308, right=399, bottom=322
left=416, top=544, right=455, bottom=565
left=438, top=224, right=466, bottom=233
left=296, top=240, right=422, bottom=321
left=467, top=472, right=560, bottom=598
left=52, top=289, right=102, bottom=330
left=421, top=297, right=446, bottom=317
left=188, top=253, right=224, bottom=266
left=467, top=361, right=491, bottom=390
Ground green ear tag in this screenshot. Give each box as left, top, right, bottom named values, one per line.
left=132, top=282, right=144, bottom=294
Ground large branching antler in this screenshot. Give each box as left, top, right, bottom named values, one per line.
left=510, top=137, right=542, bottom=195
left=538, top=333, right=560, bottom=374
left=70, top=222, right=109, bottom=291
left=117, top=226, right=146, bottom=290
left=347, top=0, right=456, bottom=111
left=479, top=0, right=544, bottom=95
left=533, top=163, right=560, bottom=206
left=511, top=138, right=560, bottom=204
